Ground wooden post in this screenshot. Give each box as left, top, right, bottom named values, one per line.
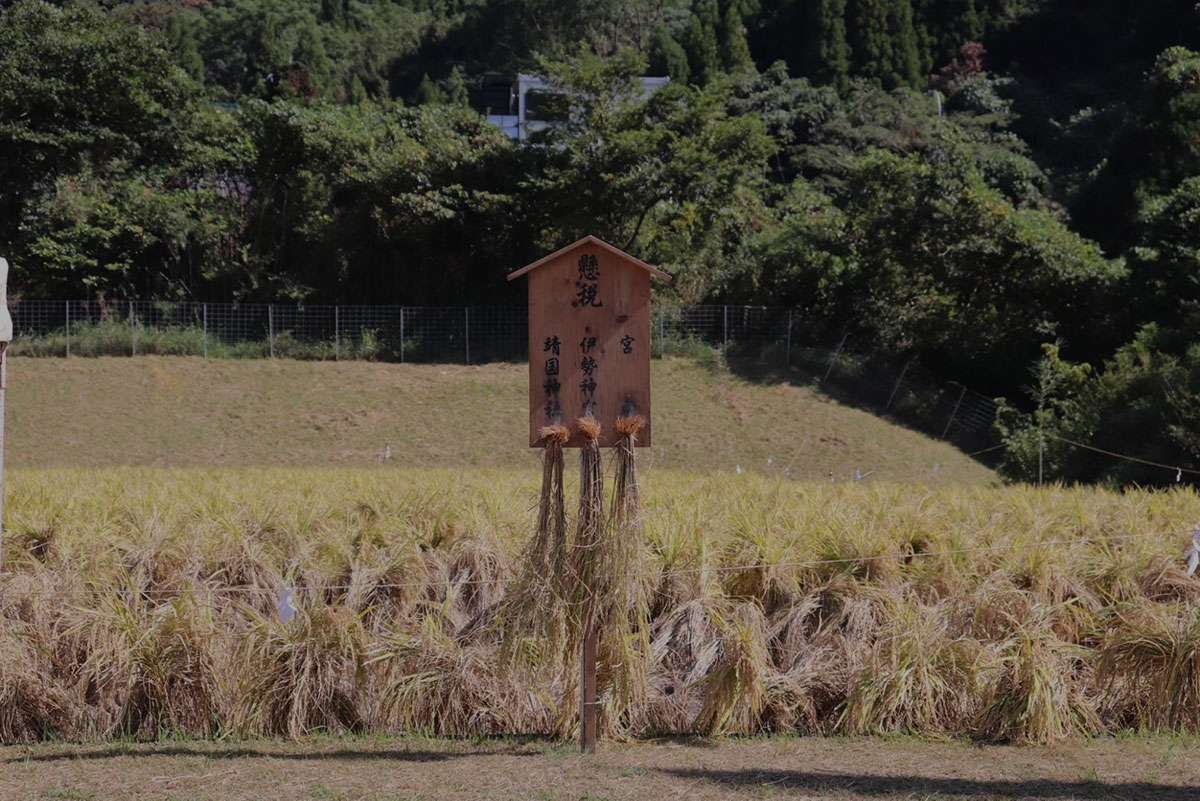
left=885, top=360, right=911, bottom=411
left=942, top=385, right=968, bottom=440
left=464, top=307, right=470, bottom=365
left=659, top=305, right=665, bottom=359
left=268, top=304, right=275, bottom=358
left=65, top=300, right=70, bottom=358
left=581, top=620, right=598, bottom=753
left=0, top=259, right=11, bottom=573
left=723, top=305, right=729, bottom=357
left=334, top=306, right=340, bottom=361
left=785, top=309, right=792, bottom=366
left=399, top=306, right=405, bottom=364
left=130, top=300, right=136, bottom=356
left=202, top=303, right=208, bottom=359
left=823, top=332, right=848, bottom=382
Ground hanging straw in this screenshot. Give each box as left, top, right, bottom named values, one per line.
left=499, top=424, right=570, bottom=667
left=596, top=415, right=652, bottom=732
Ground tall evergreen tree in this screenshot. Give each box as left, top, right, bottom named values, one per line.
left=720, top=6, right=753, bottom=71
left=445, top=65, right=469, bottom=106
left=888, top=0, right=922, bottom=87
left=414, top=73, right=445, bottom=104
left=682, top=7, right=720, bottom=85
left=849, top=0, right=893, bottom=86
left=648, top=22, right=690, bottom=82
left=165, top=14, right=204, bottom=82
left=813, top=0, right=851, bottom=89
left=849, top=0, right=921, bottom=88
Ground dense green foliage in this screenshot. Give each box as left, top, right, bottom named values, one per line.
left=0, top=0, right=1198, bottom=484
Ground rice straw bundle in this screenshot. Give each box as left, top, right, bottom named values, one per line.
left=598, top=415, right=652, bottom=731
left=499, top=424, right=570, bottom=667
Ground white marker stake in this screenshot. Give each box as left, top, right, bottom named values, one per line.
left=0, top=259, right=11, bottom=573
left=1186, top=526, right=1200, bottom=578
left=277, top=587, right=298, bottom=623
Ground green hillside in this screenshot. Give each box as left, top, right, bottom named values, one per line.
left=7, top=356, right=992, bottom=483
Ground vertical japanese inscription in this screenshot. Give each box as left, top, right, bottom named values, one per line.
left=576, top=254, right=603, bottom=308
left=543, top=334, right=562, bottom=422
left=576, top=254, right=602, bottom=415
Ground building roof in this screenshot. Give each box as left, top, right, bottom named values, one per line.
left=507, top=235, right=672, bottom=282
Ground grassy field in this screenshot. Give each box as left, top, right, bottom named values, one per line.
left=6, top=356, right=993, bottom=482
left=5, top=733, right=1200, bottom=800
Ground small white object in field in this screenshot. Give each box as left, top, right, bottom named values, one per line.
left=784, top=466, right=792, bottom=478
left=659, top=448, right=664, bottom=458
left=1178, top=468, right=1183, bottom=483
left=767, top=456, right=773, bottom=467
left=855, top=469, right=862, bottom=482
left=277, top=588, right=298, bottom=623
left=0, top=258, right=11, bottom=343
left=1186, top=526, right=1200, bottom=578
left=932, top=463, right=940, bottom=476
left=384, top=441, right=391, bottom=461
left=735, top=464, right=742, bottom=475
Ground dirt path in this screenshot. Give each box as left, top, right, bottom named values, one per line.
left=3, top=735, right=1199, bottom=801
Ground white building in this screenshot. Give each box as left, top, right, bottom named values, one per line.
left=484, top=73, right=670, bottom=141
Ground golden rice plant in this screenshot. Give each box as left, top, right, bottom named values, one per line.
left=1099, top=602, right=1200, bottom=731
left=838, top=598, right=987, bottom=735
left=0, top=468, right=1196, bottom=744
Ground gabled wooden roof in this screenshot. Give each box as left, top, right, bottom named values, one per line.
left=507, top=235, right=672, bottom=282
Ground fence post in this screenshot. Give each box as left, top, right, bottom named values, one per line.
left=130, top=300, right=136, bottom=356
left=723, top=305, right=729, bottom=357
left=202, top=303, right=208, bottom=358
left=785, top=309, right=792, bottom=366
left=659, top=305, right=665, bottom=359
left=334, top=306, right=340, bottom=361
left=268, top=304, right=274, bottom=358
left=399, top=306, right=405, bottom=364
left=885, top=360, right=912, bottom=411
left=65, top=301, right=70, bottom=358
left=823, top=333, right=848, bottom=382
left=941, top=386, right=968, bottom=440
left=464, top=307, right=470, bottom=365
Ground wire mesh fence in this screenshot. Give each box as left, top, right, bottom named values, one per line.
left=8, top=299, right=999, bottom=450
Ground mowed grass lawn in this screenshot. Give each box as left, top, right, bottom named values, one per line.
left=7, top=355, right=992, bottom=482
left=4, top=734, right=1200, bottom=801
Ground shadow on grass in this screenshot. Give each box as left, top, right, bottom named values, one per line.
left=3, top=742, right=542, bottom=765
left=662, top=767, right=1194, bottom=800
left=724, top=354, right=999, bottom=463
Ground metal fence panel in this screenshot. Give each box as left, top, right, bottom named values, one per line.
left=6, top=299, right=1001, bottom=449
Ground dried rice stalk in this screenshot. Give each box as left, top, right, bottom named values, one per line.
left=500, top=425, right=570, bottom=666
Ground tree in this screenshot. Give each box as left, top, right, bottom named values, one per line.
left=848, top=0, right=921, bottom=88
left=812, top=0, right=852, bottom=89
left=719, top=5, right=753, bottom=72
left=683, top=3, right=721, bottom=85
left=518, top=48, right=775, bottom=268
left=839, top=149, right=1120, bottom=386
left=648, top=22, right=689, bottom=82
left=0, top=0, right=201, bottom=291
left=444, top=65, right=470, bottom=106
left=414, top=73, right=446, bottom=105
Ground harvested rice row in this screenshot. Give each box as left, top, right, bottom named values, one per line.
left=0, top=467, right=1198, bottom=743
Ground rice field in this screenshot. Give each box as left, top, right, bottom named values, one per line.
left=3, top=465, right=1199, bottom=746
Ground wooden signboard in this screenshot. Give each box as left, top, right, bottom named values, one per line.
left=508, top=236, right=670, bottom=448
